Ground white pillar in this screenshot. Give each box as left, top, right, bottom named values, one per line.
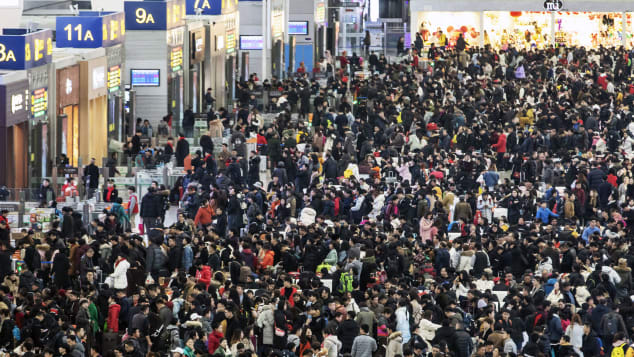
left=479, top=11, right=485, bottom=48
left=623, top=11, right=627, bottom=47
left=261, top=0, right=267, bottom=80
left=550, top=11, right=556, bottom=47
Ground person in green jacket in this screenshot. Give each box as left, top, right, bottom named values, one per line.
left=324, top=242, right=339, bottom=265
left=213, top=338, right=233, bottom=357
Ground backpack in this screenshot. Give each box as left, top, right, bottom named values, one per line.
left=603, top=312, right=620, bottom=336
left=386, top=255, right=400, bottom=278
left=339, top=272, right=353, bottom=294
left=596, top=337, right=605, bottom=356
left=611, top=343, right=632, bottom=357
left=151, top=324, right=170, bottom=352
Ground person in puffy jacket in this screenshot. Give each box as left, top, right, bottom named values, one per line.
left=107, top=295, right=121, bottom=333
left=146, top=230, right=167, bottom=280
left=258, top=245, right=275, bottom=272
left=109, top=253, right=130, bottom=290
left=196, top=263, right=212, bottom=288
left=208, top=322, right=224, bottom=354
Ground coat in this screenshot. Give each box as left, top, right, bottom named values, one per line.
left=256, top=304, right=274, bottom=345
left=111, top=258, right=130, bottom=290
left=108, top=303, right=121, bottom=333
left=386, top=332, right=403, bottom=357
left=323, top=334, right=342, bottom=357
left=418, top=318, right=441, bottom=341
left=176, top=138, right=190, bottom=166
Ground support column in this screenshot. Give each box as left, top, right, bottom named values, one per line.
left=550, top=12, right=556, bottom=47
left=479, top=11, right=485, bottom=48
left=623, top=11, right=628, bottom=48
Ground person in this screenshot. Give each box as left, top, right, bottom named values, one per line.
left=396, top=36, right=405, bottom=56
left=364, top=31, right=371, bottom=56
left=183, top=108, right=195, bottom=138
left=205, top=88, right=216, bottom=112
left=102, top=179, right=119, bottom=203
left=176, top=134, right=190, bottom=167
left=351, top=324, right=377, bottom=357
left=128, top=186, right=139, bottom=231
left=84, top=158, right=100, bottom=200
left=38, top=178, right=55, bottom=207
left=140, top=187, right=161, bottom=231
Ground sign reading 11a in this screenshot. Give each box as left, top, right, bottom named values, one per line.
left=56, top=11, right=125, bottom=48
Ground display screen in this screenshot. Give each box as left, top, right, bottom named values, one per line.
left=170, top=46, right=183, bottom=71
left=240, top=35, right=263, bottom=50
left=31, top=88, right=48, bottom=118
left=288, top=21, right=308, bottom=35
left=131, top=69, right=160, bottom=87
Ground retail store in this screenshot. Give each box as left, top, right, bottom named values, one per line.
left=55, top=64, right=80, bottom=168
left=124, top=0, right=186, bottom=131
left=0, top=74, right=29, bottom=188
left=187, top=23, right=206, bottom=113
left=79, top=54, right=109, bottom=165
left=0, top=28, right=54, bottom=188
left=410, top=0, right=632, bottom=49
left=56, top=11, right=126, bottom=164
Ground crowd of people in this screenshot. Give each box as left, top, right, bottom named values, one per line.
left=3, top=41, right=634, bottom=357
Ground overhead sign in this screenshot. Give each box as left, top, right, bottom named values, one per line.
left=221, top=0, right=238, bottom=14
left=185, top=0, right=221, bottom=15
left=56, top=11, right=125, bottom=48
left=544, top=0, right=563, bottom=11
left=125, top=0, right=186, bottom=31
left=315, top=2, right=326, bottom=23
left=0, top=29, right=53, bottom=70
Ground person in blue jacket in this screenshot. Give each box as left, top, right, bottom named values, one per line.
left=536, top=201, right=559, bottom=224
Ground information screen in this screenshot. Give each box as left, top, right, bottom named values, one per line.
left=130, top=69, right=160, bottom=87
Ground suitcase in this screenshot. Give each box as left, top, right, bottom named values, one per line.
left=102, top=331, right=120, bottom=352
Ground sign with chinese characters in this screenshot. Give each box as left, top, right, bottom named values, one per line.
left=272, top=9, right=284, bottom=39
left=315, top=2, right=326, bottom=24
left=0, top=29, right=53, bottom=70
left=0, top=80, right=29, bottom=127
left=92, top=66, right=106, bottom=90
left=225, top=30, right=235, bottom=54
left=30, top=87, right=48, bottom=119
left=56, top=11, right=125, bottom=48
left=170, top=46, right=183, bottom=72
left=108, top=65, right=121, bottom=92
left=125, top=0, right=185, bottom=31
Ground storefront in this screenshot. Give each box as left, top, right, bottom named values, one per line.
left=55, top=11, right=126, bottom=157
left=187, top=0, right=239, bottom=109
left=271, top=0, right=285, bottom=79
left=410, top=0, right=633, bottom=49
left=0, top=75, right=29, bottom=188
left=0, top=28, right=54, bottom=188
left=124, top=0, right=186, bottom=131
left=79, top=55, right=109, bottom=164
left=56, top=64, right=80, bottom=168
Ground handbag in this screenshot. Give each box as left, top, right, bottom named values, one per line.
left=274, top=323, right=285, bottom=337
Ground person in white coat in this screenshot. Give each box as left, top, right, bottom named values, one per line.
left=416, top=310, right=440, bottom=350
left=108, top=253, right=130, bottom=290
left=565, top=314, right=584, bottom=357
left=395, top=300, right=411, bottom=344
left=322, top=326, right=342, bottom=357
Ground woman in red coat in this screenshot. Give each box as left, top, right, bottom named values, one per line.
left=107, top=295, right=121, bottom=333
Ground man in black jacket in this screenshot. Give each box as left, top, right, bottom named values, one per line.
left=175, top=135, right=190, bottom=167
left=83, top=158, right=100, bottom=200
left=140, top=187, right=161, bottom=231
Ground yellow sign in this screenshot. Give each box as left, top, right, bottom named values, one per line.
left=170, top=46, right=183, bottom=71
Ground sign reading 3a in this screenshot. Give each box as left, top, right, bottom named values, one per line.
left=125, top=0, right=186, bottom=31
left=0, top=28, right=53, bottom=70
left=56, top=12, right=125, bottom=48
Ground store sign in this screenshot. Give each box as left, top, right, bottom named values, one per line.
left=543, top=0, right=563, bottom=11
left=170, top=46, right=183, bottom=72
left=92, top=66, right=106, bottom=90
left=0, top=80, right=29, bottom=127
left=108, top=65, right=121, bottom=92
left=272, top=10, right=284, bottom=39
left=185, top=0, right=221, bottom=16
left=226, top=30, right=235, bottom=54
left=315, top=2, right=326, bottom=24
left=30, top=87, right=48, bottom=119
left=65, top=78, right=73, bottom=95
left=0, top=29, right=53, bottom=70
left=56, top=11, right=125, bottom=48
left=125, top=0, right=185, bottom=31
left=221, top=0, right=238, bottom=15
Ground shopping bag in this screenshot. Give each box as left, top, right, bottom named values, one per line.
left=138, top=223, right=144, bottom=235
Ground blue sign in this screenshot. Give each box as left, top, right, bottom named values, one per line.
left=56, top=12, right=125, bottom=48
left=0, top=29, right=53, bottom=70
left=185, top=0, right=221, bottom=15
left=125, top=0, right=186, bottom=31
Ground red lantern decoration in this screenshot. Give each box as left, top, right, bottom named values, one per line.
left=470, top=31, right=478, bottom=39
left=447, top=26, right=454, bottom=33
left=510, top=11, right=522, bottom=17
left=460, top=25, right=468, bottom=33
